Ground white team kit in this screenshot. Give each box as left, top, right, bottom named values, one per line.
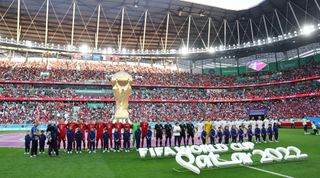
left=200, top=119, right=268, bottom=131
left=196, top=122, right=204, bottom=137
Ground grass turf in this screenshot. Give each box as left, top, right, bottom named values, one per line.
left=0, top=129, right=319, bottom=178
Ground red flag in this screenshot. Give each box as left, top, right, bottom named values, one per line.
left=73, top=53, right=82, bottom=59
left=112, top=55, right=120, bottom=61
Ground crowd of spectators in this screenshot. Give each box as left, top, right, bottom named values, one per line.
left=0, top=58, right=319, bottom=86
left=0, top=80, right=319, bottom=100
left=0, top=97, right=319, bottom=124
left=0, top=58, right=320, bottom=125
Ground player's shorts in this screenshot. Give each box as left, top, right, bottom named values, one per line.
left=58, top=134, right=66, bottom=140
left=81, top=132, right=86, bottom=141
left=142, top=132, right=147, bottom=138
left=108, top=132, right=113, bottom=138
left=187, top=133, right=194, bottom=137
left=197, top=132, right=202, bottom=138
left=96, top=135, right=103, bottom=141
left=132, top=130, right=137, bottom=139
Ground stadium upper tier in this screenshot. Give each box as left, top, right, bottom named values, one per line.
left=0, top=97, right=319, bottom=124
left=0, top=58, right=319, bottom=87
left=0, top=80, right=319, bottom=101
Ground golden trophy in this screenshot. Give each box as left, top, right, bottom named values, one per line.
left=111, top=71, right=133, bottom=123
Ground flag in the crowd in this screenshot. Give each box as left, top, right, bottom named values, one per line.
left=82, top=53, right=90, bottom=60
left=93, top=54, right=102, bottom=61
left=112, top=55, right=120, bottom=61
left=73, top=53, right=82, bottom=59
left=248, top=61, right=267, bottom=71
left=103, top=55, right=111, bottom=61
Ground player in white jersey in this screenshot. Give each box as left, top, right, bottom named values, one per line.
left=225, top=120, right=229, bottom=128
left=230, top=120, right=235, bottom=127
left=257, top=119, right=263, bottom=128
left=250, top=120, right=256, bottom=130
left=196, top=120, right=204, bottom=140
left=243, top=120, right=249, bottom=128
left=235, top=119, right=242, bottom=128
left=270, top=119, right=276, bottom=126
left=216, top=120, right=222, bottom=129
left=211, top=120, right=217, bottom=128
left=221, top=120, right=227, bottom=129
left=263, top=118, right=269, bottom=127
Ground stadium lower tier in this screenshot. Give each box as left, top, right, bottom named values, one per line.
left=0, top=96, right=319, bottom=124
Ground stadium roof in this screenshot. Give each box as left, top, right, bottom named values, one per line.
left=180, top=0, right=265, bottom=11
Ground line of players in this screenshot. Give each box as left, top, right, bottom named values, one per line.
left=198, top=119, right=280, bottom=145
left=25, top=118, right=280, bottom=156
left=54, top=118, right=149, bottom=154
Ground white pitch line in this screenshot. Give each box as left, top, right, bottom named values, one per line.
left=172, top=168, right=184, bottom=173
left=242, top=165, right=294, bottom=178
left=218, top=158, right=294, bottom=178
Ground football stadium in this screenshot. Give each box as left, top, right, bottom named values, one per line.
left=0, top=0, right=320, bottom=177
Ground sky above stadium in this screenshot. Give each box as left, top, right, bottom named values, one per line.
left=180, top=0, right=265, bottom=11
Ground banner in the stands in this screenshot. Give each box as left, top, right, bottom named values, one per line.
left=307, top=117, right=320, bottom=127
left=247, top=108, right=268, bottom=115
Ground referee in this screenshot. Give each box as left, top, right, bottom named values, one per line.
left=154, top=120, right=164, bottom=147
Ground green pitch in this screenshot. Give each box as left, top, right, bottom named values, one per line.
left=0, top=129, right=319, bottom=178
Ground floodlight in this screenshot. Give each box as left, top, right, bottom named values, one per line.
left=208, top=47, right=215, bottom=53
left=107, top=48, right=112, bottom=54
left=301, top=25, right=315, bottom=35
left=80, top=44, right=89, bottom=53
left=67, top=45, right=72, bottom=51
left=26, top=40, right=32, bottom=47
left=181, top=47, right=188, bottom=55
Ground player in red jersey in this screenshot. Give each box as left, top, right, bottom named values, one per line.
left=57, top=120, right=67, bottom=150
left=123, top=119, right=131, bottom=131
left=140, top=119, right=149, bottom=148
left=122, top=119, right=132, bottom=148
left=67, top=119, right=78, bottom=150
left=77, top=119, right=87, bottom=149
left=67, top=119, right=78, bottom=132
left=95, top=120, right=105, bottom=150
left=105, top=120, right=114, bottom=149
left=113, top=120, right=123, bottom=133
left=113, top=120, right=123, bottom=148
left=86, top=121, right=96, bottom=150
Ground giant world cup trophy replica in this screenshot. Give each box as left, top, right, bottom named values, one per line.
left=111, top=71, right=133, bottom=123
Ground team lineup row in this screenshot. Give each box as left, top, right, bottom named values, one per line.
left=24, top=118, right=290, bottom=157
